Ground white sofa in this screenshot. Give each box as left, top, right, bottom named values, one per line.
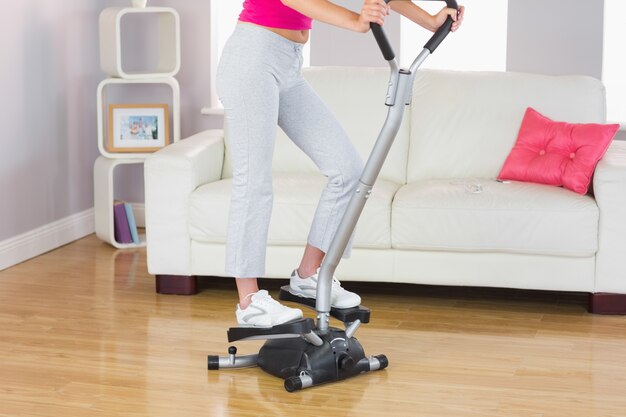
left=144, top=67, right=626, bottom=313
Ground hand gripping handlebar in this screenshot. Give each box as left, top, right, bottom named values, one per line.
left=371, top=0, right=459, bottom=61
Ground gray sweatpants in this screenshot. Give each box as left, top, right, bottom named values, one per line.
left=217, top=24, right=364, bottom=278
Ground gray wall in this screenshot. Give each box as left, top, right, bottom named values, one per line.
left=311, top=0, right=606, bottom=77
left=108, top=0, right=218, bottom=202
left=507, top=0, right=604, bottom=78
left=0, top=0, right=616, bottom=244
left=0, top=0, right=105, bottom=241
left=0, top=0, right=218, bottom=241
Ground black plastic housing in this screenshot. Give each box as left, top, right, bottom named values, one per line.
left=258, top=328, right=371, bottom=388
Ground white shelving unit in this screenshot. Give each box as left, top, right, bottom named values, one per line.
left=94, top=6, right=181, bottom=249
left=97, top=77, right=181, bottom=159
left=99, top=6, right=181, bottom=79
left=94, top=157, right=147, bottom=248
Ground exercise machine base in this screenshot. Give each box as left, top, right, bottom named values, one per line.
left=259, top=327, right=387, bottom=392
left=208, top=326, right=388, bottom=392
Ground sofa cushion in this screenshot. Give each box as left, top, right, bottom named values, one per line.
left=221, top=67, right=410, bottom=184
left=189, top=172, right=400, bottom=249
left=498, top=107, right=619, bottom=195
left=407, top=70, right=608, bottom=182
left=392, top=179, right=598, bottom=257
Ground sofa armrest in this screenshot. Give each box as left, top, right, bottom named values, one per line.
left=144, top=129, right=225, bottom=276
left=593, top=140, right=626, bottom=293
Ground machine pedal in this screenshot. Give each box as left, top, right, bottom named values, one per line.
left=227, top=318, right=315, bottom=343
left=279, top=286, right=371, bottom=324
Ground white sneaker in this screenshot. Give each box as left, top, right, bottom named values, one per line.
left=236, top=290, right=303, bottom=327
left=289, top=268, right=361, bottom=309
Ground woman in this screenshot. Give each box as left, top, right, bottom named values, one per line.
left=217, top=0, right=464, bottom=327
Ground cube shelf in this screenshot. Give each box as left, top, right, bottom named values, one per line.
left=99, top=7, right=181, bottom=79
left=97, top=77, right=181, bottom=159
left=94, top=156, right=147, bottom=249
left=95, top=6, right=181, bottom=249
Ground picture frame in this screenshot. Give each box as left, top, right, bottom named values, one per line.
left=108, top=104, right=170, bottom=153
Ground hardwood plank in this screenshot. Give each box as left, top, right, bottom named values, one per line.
left=1, top=235, right=625, bottom=416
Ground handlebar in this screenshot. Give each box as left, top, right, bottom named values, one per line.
left=370, top=0, right=459, bottom=61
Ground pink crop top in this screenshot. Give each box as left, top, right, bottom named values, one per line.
left=239, top=0, right=313, bottom=31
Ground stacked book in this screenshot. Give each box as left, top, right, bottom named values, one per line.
left=113, top=201, right=140, bottom=244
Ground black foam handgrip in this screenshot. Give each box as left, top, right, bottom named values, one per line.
left=424, top=15, right=454, bottom=53
left=370, top=23, right=395, bottom=61
left=422, top=0, right=459, bottom=53
left=371, top=0, right=457, bottom=60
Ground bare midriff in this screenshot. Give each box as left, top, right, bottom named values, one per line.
left=239, top=21, right=310, bottom=44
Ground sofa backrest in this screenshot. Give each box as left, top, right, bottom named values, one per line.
left=407, top=70, right=608, bottom=182
left=222, top=67, right=410, bottom=184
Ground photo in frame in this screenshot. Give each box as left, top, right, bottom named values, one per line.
left=108, top=104, right=170, bottom=153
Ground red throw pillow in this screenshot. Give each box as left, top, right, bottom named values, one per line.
left=498, top=107, right=619, bottom=194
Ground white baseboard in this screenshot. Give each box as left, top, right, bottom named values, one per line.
left=0, top=208, right=95, bottom=271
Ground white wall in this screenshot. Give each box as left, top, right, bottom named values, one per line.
left=603, top=0, right=626, bottom=124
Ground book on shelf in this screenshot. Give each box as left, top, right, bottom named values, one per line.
left=123, top=202, right=141, bottom=244
left=113, top=200, right=138, bottom=244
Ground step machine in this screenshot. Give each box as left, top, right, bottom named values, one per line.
left=207, top=0, right=459, bottom=392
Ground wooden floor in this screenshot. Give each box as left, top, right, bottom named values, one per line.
left=1, top=235, right=626, bottom=416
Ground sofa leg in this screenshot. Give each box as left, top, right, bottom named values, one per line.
left=588, top=293, right=626, bottom=315
left=156, top=275, right=198, bottom=295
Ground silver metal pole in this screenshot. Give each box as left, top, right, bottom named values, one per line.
left=368, top=356, right=382, bottom=371
left=302, top=331, right=324, bottom=347
left=216, top=353, right=259, bottom=369
left=316, top=69, right=415, bottom=331
left=409, top=48, right=431, bottom=75
left=345, top=320, right=362, bottom=339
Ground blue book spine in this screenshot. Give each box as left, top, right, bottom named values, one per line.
left=124, top=203, right=140, bottom=244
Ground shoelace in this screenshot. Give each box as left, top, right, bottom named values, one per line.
left=252, top=292, right=283, bottom=310
left=331, top=278, right=348, bottom=293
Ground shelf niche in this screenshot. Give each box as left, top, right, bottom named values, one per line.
left=100, top=7, right=181, bottom=79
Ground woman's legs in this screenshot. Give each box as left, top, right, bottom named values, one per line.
left=235, top=278, right=259, bottom=309
left=278, top=79, right=364, bottom=263
left=217, top=26, right=281, bottom=310
left=221, top=75, right=278, bottom=281
left=218, top=24, right=361, bottom=321
left=297, top=244, right=325, bottom=278
left=217, top=25, right=311, bottom=325
left=278, top=79, right=363, bottom=308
